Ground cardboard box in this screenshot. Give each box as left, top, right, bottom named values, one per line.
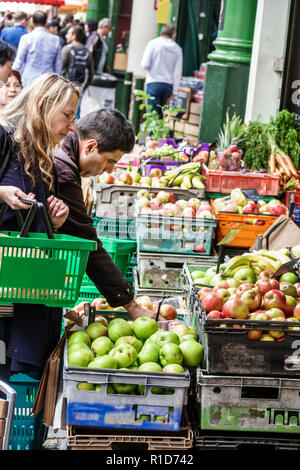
left=188, top=113, right=200, bottom=125
left=184, top=123, right=199, bottom=137
left=174, top=120, right=185, bottom=133
left=113, top=52, right=128, bottom=71
left=190, top=102, right=201, bottom=115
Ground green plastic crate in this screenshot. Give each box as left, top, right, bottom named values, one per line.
left=0, top=231, right=96, bottom=307
left=9, top=374, right=47, bottom=450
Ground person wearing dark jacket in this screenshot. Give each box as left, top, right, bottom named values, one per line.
left=54, top=108, right=155, bottom=319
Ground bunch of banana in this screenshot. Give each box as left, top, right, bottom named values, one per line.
left=223, top=253, right=282, bottom=278
left=164, top=162, right=206, bottom=189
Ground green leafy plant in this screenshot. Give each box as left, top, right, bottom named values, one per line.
left=217, top=110, right=245, bottom=151
left=136, top=90, right=184, bottom=140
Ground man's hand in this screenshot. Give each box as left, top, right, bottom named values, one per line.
left=123, top=299, right=163, bottom=321
left=47, top=195, right=69, bottom=230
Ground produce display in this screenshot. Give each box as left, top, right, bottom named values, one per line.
left=67, top=316, right=203, bottom=386
left=197, top=248, right=300, bottom=340
left=136, top=189, right=214, bottom=219
left=212, top=189, right=287, bottom=216
left=218, top=144, right=242, bottom=171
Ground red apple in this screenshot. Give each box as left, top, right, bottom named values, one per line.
left=159, top=304, right=177, bottom=320
left=294, top=283, right=300, bottom=297
left=236, top=283, right=255, bottom=295
left=207, top=310, right=224, bottom=319
left=240, top=288, right=262, bottom=312
left=168, top=192, right=176, bottom=204
left=222, top=294, right=249, bottom=319
left=256, top=279, right=274, bottom=296
left=265, top=308, right=285, bottom=320
left=247, top=330, right=263, bottom=340
left=194, top=244, right=205, bottom=253
left=270, top=204, right=287, bottom=215
left=197, top=287, right=211, bottom=301
left=201, top=292, right=224, bottom=313
left=293, top=303, right=300, bottom=320
left=263, top=289, right=287, bottom=311
left=243, top=201, right=258, bottom=213
left=212, top=287, right=231, bottom=303
left=119, top=172, right=133, bottom=185
left=258, top=270, right=274, bottom=280
left=182, top=207, right=196, bottom=217
left=282, top=295, right=297, bottom=316
left=102, top=173, right=115, bottom=184
left=150, top=168, right=163, bottom=178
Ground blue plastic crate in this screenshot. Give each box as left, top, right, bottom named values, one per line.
left=136, top=212, right=216, bottom=255
left=93, top=217, right=136, bottom=240
left=293, top=206, right=300, bottom=227
left=9, top=374, right=47, bottom=450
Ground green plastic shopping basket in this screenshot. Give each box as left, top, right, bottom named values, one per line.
left=0, top=200, right=96, bottom=307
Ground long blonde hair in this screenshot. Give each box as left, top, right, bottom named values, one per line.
left=0, top=73, right=80, bottom=191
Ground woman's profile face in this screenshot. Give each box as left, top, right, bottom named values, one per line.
left=50, top=91, right=79, bottom=144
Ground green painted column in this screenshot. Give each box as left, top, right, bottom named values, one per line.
left=106, top=0, right=120, bottom=72
left=131, top=77, right=145, bottom=135
left=199, top=0, right=258, bottom=143
left=86, top=0, right=109, bottom=21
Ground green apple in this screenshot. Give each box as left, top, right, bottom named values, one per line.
left=114, top=335, right=143, bottom=353
left=153, top=330, right=180, bottom=348
left=172, top=323, right=197, bottom=339
left=109, top=343, right=137, bottom=368
left=95, top=384, right=101, bottom=391
left=86, top=322, right=108, bottom=341
left=68, top=347, right=94, bottom=368
left=132, top=317, right=158, bottom=340
left=68, top=330, right=91, bottom=348
left=205, top=267, right=217, bottom=282
left=137, top=343, right=160, bottom=365
left=68, top=342, right=94, bottom=360
left=159, top=343, right=183, bottom=367
left=106, top=384, right=115, bottom=394
left=280, top=272, right=298, bottom=284
left=108, top=319, right=132, bottom=342
left=138, top=362, right=162, bottom=372
left=179, top=335, right=197, bottom=343
left=113, top=381, right=137, bottom=394
left=77, top=382, right=95, bottom=391
left=191, top=270, right=205, bottom=281
left=179, top=340, right=204, bottom=367
left=91, top=336, right=113, bottom=356
left=162, top=364, right=185, bottom=373
left=88, top=354, right=117, bottom=369
left=233, top=267, right=256, bottom=284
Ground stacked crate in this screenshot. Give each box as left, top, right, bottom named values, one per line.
left=193, top=288, right=300, bottom=449
left=174, top=102, right=202, bottom=146
left=134, top=187, right=218, bottom=308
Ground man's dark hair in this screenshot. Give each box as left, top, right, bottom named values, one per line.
left=0, top=40, right=15, bottom=65
left=32, top=10, right=47, bottom=26
left=64, top=14, right=74, bottom=25
left=77, top=109, right=136, bottom=154
left=86, top=18, right=98, bottom=32
left=70, top=25, right=85, bottom=44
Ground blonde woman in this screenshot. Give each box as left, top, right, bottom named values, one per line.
left=0, top=74, right=79, bottom=392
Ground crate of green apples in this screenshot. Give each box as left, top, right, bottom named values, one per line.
left=63, top=315, right=202, bottom=431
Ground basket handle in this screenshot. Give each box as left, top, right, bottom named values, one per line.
left=0, top=198, right=55, bottom=239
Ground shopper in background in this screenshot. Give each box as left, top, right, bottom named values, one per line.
left=95, top=17, right=112, bottom=73
left=141, top=24, right=183, bottom=118
left=85, top=18, right=102, bottom=70
left=0, top=69, right=22, bottom=108
left=58, top=13, right=74, bottom=47
left=62, top=25, right=94, bottom=118
left=13, top=10, right=62, bottom=87
left=54, top=108, right=157, bottom=320
left=0, top=40, right=15, bottom=86
left=0, top=11, right=28, bottom=50
left=0, top=73, right=78, bottom=384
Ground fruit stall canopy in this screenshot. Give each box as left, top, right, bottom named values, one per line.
left=0, top=0, right=65, bottom=5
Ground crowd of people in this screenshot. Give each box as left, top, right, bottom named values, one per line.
left=0, top=10, right=112, bottom=116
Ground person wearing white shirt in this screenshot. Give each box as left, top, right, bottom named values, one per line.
left=141, top=24, right=183, bottom=118
left=13, top=10, right=62, bottom=87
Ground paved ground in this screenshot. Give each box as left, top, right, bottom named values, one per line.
left=42, top=428, right=67, bottom=450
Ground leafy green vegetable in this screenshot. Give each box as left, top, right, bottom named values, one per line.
left=269, top=110, right=300, bottom=169
left=238, top=120, right=271, bottom=170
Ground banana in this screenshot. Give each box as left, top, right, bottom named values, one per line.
left=256, top=249, right=290, bottom=265
left=182, top=174, right=193, bottom=189
left=223, top=255, right=252, bottom=275
left=249, top=257, right=279, bottom=272
left=170, top=174, right=185, bottom=186
left=192, top=175, right=205, bottom=190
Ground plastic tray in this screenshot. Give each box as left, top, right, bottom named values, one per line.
left=195, top=293, right=300, bottom=377
left=198, top=369, right=300, bottom=433
left=210, top=200, right=279, bottom=248
left=202, top=165, right=279, bottom=196
left=143, top=160, right=180, bottom=177
left=93, top=217, right=136, bottom=240
left=0, top=231, right=96, bottom=307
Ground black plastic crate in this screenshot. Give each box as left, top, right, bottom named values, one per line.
left=194, top=292, right=300, bottom=377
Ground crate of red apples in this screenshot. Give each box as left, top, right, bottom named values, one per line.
left=193, top=249, right=300, bottom=377
left=211, top=189, right=287, bottom=248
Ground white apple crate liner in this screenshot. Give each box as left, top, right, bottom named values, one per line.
left=137, top=250, right=218, bottom=290
left=94, top=183, right=205, bottom=220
